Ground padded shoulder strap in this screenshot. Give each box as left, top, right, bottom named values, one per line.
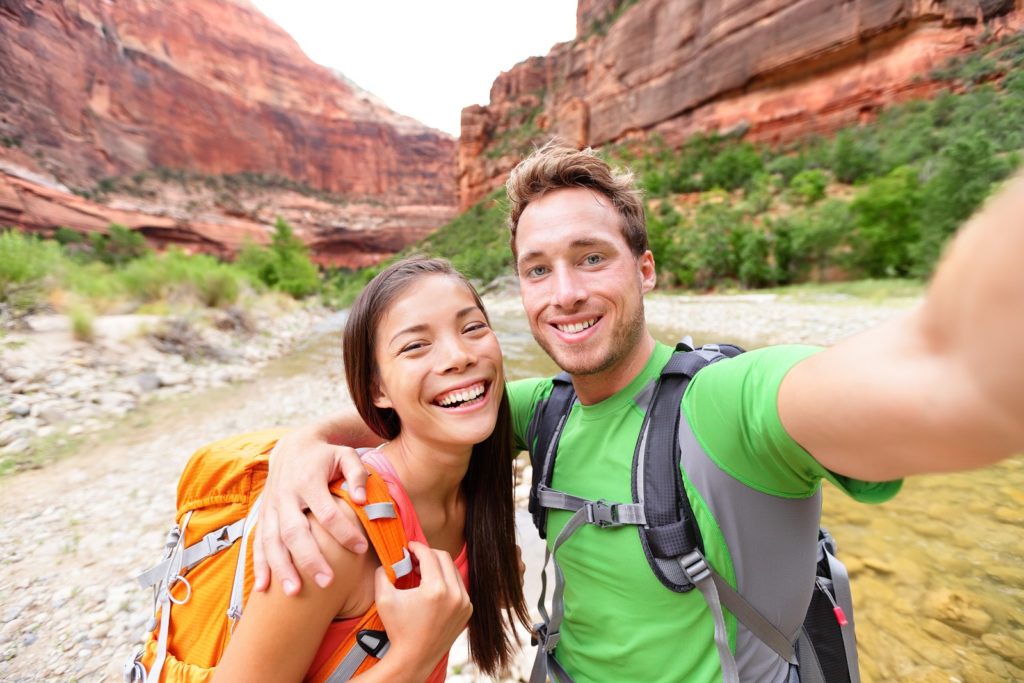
left=527, top=372, right=576, bottom=539
left=308, top=468, right=412, bottom=682
left=632, top=348, right=726, bottom=592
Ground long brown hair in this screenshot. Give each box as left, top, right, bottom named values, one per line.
left=343, top=256, right=528, bottom=675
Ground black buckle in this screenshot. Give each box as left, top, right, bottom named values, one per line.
left=357, top=629, right=390, bottom=658
left=584, top=500, right=620, bottom=528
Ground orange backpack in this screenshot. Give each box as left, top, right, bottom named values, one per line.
left=123, top=429, right=413, bottom=682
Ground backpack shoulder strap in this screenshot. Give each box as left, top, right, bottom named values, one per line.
left=632, top=346, right=727, bottom=593
left=308, top=468, right=413, bottom=682
left=526, top=372, right=576, bottom=539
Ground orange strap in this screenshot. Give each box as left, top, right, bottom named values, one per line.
left=307, top=466, right=410, bottom=682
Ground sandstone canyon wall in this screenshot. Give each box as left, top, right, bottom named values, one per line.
left=0, top=0, right=457, bottom=266
left=460, top=0, right=1022, bottom=209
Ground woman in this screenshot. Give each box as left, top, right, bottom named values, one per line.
left=215, top=257, right=528, bottom=681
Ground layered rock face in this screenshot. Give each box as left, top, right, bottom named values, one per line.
left=0, top=0, right=457, bottom=265
left=460, top=0, right=1021, bottom=209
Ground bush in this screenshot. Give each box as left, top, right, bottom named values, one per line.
left=850, top=166, right=923, bottom=277
left=770, top=200, right=851, bottom=283
left=0, top=229, right=63, bottom=314
left=70, top=305, right=96, bottom=342
left=91, top=224, right=150, bottom=266
left=787, top=169, right=829, bottom=205
left=237, top=218, right=320, bottom=298
left=913, top=133, right=1011, bottom=276
left=117, top=250, right=247, bottom=308
left=700, top=142, right=764, bottom=191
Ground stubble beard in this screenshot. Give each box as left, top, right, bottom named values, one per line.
left=533, top=300, right=647, bottom=378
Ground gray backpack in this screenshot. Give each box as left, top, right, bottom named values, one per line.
left=525, top=340, right=860, bottom=683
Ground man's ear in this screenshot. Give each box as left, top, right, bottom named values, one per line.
left=638, top=249, right=656, bottom=294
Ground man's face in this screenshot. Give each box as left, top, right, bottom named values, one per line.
left=514, top=187, right=655, bottom=379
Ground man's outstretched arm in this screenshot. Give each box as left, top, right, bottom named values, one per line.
left=253, top=410, right=379, bottom=594
left=780, top=170, right=1024, bottom=481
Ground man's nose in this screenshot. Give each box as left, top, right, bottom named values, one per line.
left=553, top=266, right=586, bottom=310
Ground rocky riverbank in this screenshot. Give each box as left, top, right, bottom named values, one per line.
left=0, top=301, right=333, bottom=475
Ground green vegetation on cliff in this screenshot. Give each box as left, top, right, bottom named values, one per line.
left=370, top=29, right=1022, bottom=297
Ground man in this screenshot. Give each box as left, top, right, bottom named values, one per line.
left=254, top=145, right=1024, bottom=682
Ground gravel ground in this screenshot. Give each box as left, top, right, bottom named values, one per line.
left=0, top=291, right=919, bottom=682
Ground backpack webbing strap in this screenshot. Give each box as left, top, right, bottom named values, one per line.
left=148, top=510, right=193, bottom=683
left=527, top=372, right=575, bottom=539
left=309, top=468, right=411, bottom=682
left=535, top=485, right=647, bottom=526
left=135, top=514, right=251, bottom=589
left=228, top=497, right=263, bottom=623
left=679, top=550, right=740, bottom=683
left=529, top=504, right=595, bottom=683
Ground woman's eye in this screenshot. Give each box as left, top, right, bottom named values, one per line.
left=464, top=321, right=489, bottom=334
left=399, top=342, right=427, bottom=354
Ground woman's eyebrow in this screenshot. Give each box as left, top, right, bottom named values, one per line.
left=389, top=323, right=428, bottom=345
left=388, top=307, right=481, bottom=345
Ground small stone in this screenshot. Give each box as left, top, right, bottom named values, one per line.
left=1, top=367, right=31, bottom=383
left=51, top=587, right=74, bottom=609
left=135, top=373, right=161, bottom=393
left=993, top=506, right=1024, bottom=525
left=923, top=589, right=993, bottom=636
left=862, top=557, right=895, bottom=575
left=0, top=439, right=30, bottom=455
left=981, top=633, right=1024, bottom=667
left=8, top=402, right=30, bottom=418
left=37, top=405, right=66, bottom=425
left=0, top=424, right=32, bottom=447
left=156, top=371, right=189, bottom=387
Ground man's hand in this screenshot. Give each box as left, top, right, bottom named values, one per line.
left=373, top=541, right=473, bottom=680
left=253, top=429, right=371, bottom=595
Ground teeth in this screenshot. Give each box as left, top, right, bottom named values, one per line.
left=556, top=319, right=597, bottom=334
left=436, top=382, right=485, bottom=407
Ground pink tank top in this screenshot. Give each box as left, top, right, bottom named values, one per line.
left=306, top=449, right=470, bottom=681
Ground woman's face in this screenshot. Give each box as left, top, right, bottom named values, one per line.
left=372, top=274, right=504, bottom=450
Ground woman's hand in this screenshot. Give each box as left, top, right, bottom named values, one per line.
left=374, top=541, right=473, bottom=680
left=253, top=425, right=372, bottom=594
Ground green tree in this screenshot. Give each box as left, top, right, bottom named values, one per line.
left=850, top=166, right=923, bottom=277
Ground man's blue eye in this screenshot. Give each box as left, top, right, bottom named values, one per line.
left=586, top=254, right=602, bottom=265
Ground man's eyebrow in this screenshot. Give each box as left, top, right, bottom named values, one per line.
left=518, top=237, right=615, bottom=264
left=389, top=306, right=481, bottom=345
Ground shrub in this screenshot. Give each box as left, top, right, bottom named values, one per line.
left=787, top=169, right=829, bottom=205
left=0, top=229, right=63, bottom=314
left=237, top=218, right=320, bottom=298
left=70, top=305, right=96, bottom=343
left=700, top=142, right=764, bottom=191
left=850, top=166, right=923, bottom=277
left=913, top=133, right=1011, bottom=276
left=831, top=130, right=877, bottom=184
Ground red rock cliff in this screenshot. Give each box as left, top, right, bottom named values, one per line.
left=0, top=0, right=457, bottom=265
left=460, top=0, right=1022, bottom=209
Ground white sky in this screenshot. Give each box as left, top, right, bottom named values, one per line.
left=250, top=1, right=579, bottom=136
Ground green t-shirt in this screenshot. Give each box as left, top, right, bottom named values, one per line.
left=509, top=343, right=901, bottom=683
